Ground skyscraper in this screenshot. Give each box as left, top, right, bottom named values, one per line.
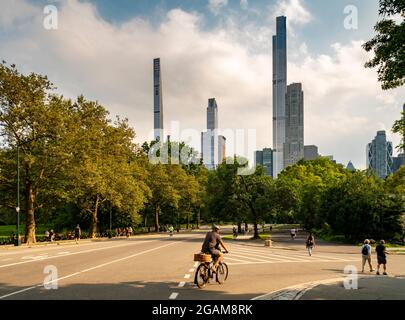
left=272, top=16, right=287, bottom=178
left=201, top=98, right=225, bottom=169
left=255, top=148, right=273, bottom=177
left=284, top=83, right=304, bottom=168
left=153, top=58, right=163, bottom=141
left=304, top=145, right=319, bottom=161
left=366, top=130, right=393, bottom=179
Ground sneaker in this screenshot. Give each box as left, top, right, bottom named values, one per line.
left=370, top=269, right=375, bottom=272
left=383, top=272, right=388, bottom=275
left=376, top=271, right=380, bottom=275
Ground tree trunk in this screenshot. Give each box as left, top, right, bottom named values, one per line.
left=253, top=220, right=259, bottom=239
left=143, top=209, right=147, bottom=228
left=197, top=207, right=200, bottom=229
left=25, top=175, right=36, bottom=244
left=154, top=206, right=159, bottom=232
left=89, top=196, right=99, bottom=238
left=237, top=222, right=242, bottom=234
left=244, top=222, right=248, bottom=232
left=186, top=213, right=190, bottom=230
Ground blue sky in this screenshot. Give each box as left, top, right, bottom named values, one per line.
left=2, top=0, right=404, bottom=168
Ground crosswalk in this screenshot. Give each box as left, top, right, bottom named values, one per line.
left=224, top=244, right=357, bottom=266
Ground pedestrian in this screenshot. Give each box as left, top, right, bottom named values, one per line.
left=290, top=228, right=296, bottom=240
left=361, top=239, right=374, bottom=273
left=74, top=224, right=81, bottom=244
left=376, top=240, right=388, bottom=275
left=270, top=225, right=273, bottom=232
left=45, top=230, right=50, bottom=241
left=306, top=233, right=315, bottom=256
left=128, top=226, right=133, bottom=237
left=232, top=227, right=237, bottom=239
left=49, top=230, right=55, bottom=242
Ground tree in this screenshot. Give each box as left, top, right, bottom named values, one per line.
left=0, top=62, right=76, bottom=243
left=363, top=0, right=405, bottom=90
left=392, top=110, right=405, bottom=152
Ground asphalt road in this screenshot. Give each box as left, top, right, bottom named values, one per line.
left=0, top=230, right=404, bottom=300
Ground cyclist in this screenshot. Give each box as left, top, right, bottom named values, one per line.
left=201, top=224, right=229, bottom=272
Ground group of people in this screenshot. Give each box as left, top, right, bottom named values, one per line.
left=361, top=239, right=389, bottom=275
left=44, top=224, right=81, bottom=243
left=115, top=227, right=133, bottom=238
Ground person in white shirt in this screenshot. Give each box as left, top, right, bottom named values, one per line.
left=361, top=239, right=374, bottom=273
left=290, top=228, right=296, bottom=240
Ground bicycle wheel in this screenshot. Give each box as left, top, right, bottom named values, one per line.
left=216, top=262, right=228, bottom=284
left=195, top=264, right=209, bottom=289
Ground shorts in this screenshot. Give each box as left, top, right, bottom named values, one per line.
left=209, top=249, right=222, bottom=257
left=377, top=256, right=386, bottom=265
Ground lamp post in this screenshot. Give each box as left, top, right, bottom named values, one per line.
left=15, top=144, right=21, bottom=246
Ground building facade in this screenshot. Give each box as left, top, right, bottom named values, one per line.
left=272, top=16, right=287, bottom=177
left=255, top=148, right=273, bottom=177
left=304, top=145, right=319, bottom=161
left=201, top=98, right=225, bottom=169
left=284, top=83, right=304, bottom=168
left=153, top=58, right=164, bottom=141
left=393, top=153, right=404, bottom=173
left=366, top=130, right=393, bottom=179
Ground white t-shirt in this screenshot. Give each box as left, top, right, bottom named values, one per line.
left=290, top=229, right=296, bottom=234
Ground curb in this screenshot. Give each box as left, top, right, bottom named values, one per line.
left=252, top=276, right=381, bottom=300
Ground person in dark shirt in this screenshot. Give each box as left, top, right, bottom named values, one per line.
left=201, top=224, right=229, bottom=271
left=376, top=240, right=388, bottom=275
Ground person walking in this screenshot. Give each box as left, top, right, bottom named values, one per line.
left=306, top=233, right=315, bottom=256
left=361, top=239, right=374, bottom=273
left=290, top=228, right=296, bottom=240
left=376, top=240, right=388, bottom=275
left=168, top=225, right=174, bottom=237
left=127, top=226, right=133, bottom=237
left=74, top=224, right=81, bottom=244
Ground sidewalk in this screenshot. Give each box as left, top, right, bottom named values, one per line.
left=254, top=276, right=405, bottom=300
left=301, top=276, right=405, bottom=300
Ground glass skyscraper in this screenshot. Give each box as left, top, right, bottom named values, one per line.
left=284, top=83, right=304, bottom=167
left=272, top=16, right=287, bottom=177
left=366, top=131, right=393, bottom=179
left=153, top=58, right=164, bottom=141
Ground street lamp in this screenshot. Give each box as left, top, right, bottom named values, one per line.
left=15, top=144, right=21, bottom=246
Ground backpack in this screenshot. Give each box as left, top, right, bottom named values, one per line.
left=361, top=245, right=369, bottom=255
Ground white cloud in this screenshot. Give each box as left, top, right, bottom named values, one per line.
left=272, top=0, right=312, bottom=28
left=0, top=0, right=403, bottom=169
left=240, top=0, right=249, bottom=10
left=208, top=0, right=228, bottom=16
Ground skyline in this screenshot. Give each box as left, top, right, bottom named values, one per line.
left=1, top=0, right=404, bottom=169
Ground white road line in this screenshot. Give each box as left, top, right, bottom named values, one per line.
left=169, top=292, right=179, bottom=300
left=178, top=282, right=186, bottom=287
left=184, top=274, right=191, bottom=279
left=231, top=247, right=319, bottom=262
left=226, top=258, right=356, bottom=266
left=0, top=241, right=181, bottom=300
left=57, top=252, right=70, bottom=255
left=0, top=240, right=150, bottom=269
left=228, top=253, right=273, bottom=263
left=230, top=250, right=296, bottom=262
left=224, top=256, right=250, bottom=263
left=0, top=258, right=12, bottom=262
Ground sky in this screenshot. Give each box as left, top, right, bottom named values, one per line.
left=1, top=0, right=404, bottom=169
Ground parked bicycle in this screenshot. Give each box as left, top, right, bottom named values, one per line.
left=194, top=251, right=228, bottom=289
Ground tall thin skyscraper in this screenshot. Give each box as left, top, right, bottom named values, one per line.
left=153, top=58, right=164, bottom=141
left=284, top=83, right=304, bottom=167
left=272, top=16, right=287, bottom=177
left=201, top=98, right=224, bottom=169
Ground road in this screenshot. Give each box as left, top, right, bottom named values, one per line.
left=0, top=229, right=404, bottom=300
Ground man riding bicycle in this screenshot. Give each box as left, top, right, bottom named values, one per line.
left=201, top=224, right=229, bottom=272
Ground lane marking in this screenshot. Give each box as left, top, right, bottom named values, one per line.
left=0, top=241, right=181, bottom=300
left=227, top=253, right=272, bottom=263
left=0, top=258, right=12, bottom=262
left=57, top=252, right=70, bottom=255
left=0, top=241, right=151, bottom=269
left=169, top=292, right=179, bottom=300
left=226, top=259, right=356, bottom=266
left=231, top=247, right=323, bottom=262
left=224, top=256, right=251, bottom=263
left=178, top=282, right=186, bottom=287
left=184, top=274, right=191, bottom=279
left=230, top=250, right=296, bottom=262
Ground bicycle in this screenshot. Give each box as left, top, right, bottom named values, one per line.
left=194, top=251, right=229, bottom=289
